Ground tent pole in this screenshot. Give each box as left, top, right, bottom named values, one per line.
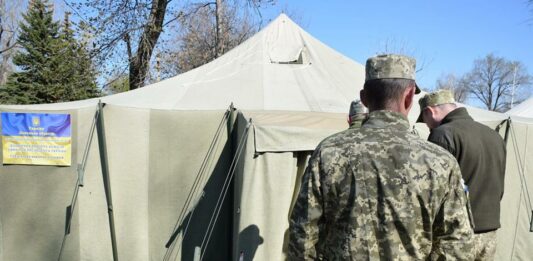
left=96, top=101, right=119, bottom=261
left=57, top=108, right=100, bottom=261
left=504, top=117, right=511, bottom=145
left=227, top=103, right=236, bottom=261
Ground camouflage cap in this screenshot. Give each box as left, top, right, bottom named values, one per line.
left=417, top=89, right=456, bottom=122
left=349, top=100, right=367, bottom=116
left=365, top=54, right=421, bottom=94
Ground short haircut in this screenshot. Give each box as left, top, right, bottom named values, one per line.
left=434, top=103, right=457, bottom=109
left=363, top=79, right=415, bottom=110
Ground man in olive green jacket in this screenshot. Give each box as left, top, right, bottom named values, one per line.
left=418, top=90, right=506, bottom=261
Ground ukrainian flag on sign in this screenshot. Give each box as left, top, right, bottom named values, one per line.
left=1, top=112, right=71, bottom=166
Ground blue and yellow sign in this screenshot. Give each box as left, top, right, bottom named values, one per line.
left=2, top=112, right=71, bottom=166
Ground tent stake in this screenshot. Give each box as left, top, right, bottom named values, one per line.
left=193, top=246, right=201, bottom=261
left=96, top=101, right=119, bottom=261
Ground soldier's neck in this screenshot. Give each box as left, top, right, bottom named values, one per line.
left=370, top=102, right=410, bottom=117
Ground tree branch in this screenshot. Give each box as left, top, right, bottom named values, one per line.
left=163, top=2, right=215, bottom=27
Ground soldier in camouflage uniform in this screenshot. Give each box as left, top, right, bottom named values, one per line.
left=288, top=54, right=473, bottom=260
left=348, top=100, right=368, bottom=129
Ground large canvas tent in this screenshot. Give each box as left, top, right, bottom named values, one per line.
left=1, top=14, right=533, bottom=261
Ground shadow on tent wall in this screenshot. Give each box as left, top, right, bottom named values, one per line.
left=178, top=139, right=233, bottom=261
left=149, top=109, right=239, bottom=261
left=237, top=225, right=264, bottom=261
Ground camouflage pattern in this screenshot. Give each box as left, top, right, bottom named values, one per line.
left=288, top=110, right=473, bottom=260
left=365, top=54, right=421, bottom=93
left=472, top=231, right=497, bottom=261
left=417, top=89, right=456, bottom=122
left=348, top=114, right=366, bottom=129
left=349, top=100, right=367, bottom=117
left=349, top=100, right=367, bottom=129
left=419, top=89, right=455, bottom=109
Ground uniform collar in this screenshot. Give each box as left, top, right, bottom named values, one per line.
left=349, top=115, right=367, bottom=129
left=441, top=107, right=473, bottom=125
left=362, top=110, right=410, bottom=131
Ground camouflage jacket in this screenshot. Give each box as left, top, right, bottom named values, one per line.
left=349, top=115, right=367, bottom=129
left=288, top=110, right=473, bottom=260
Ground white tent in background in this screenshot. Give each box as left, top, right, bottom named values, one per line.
left=508, top=97, right=533, bottom=118
left=1, top=14, right=533, bottom=261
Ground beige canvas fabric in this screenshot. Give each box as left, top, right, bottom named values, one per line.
left=496, top=117, right=533, bottom=260
left=507, top=98, right=533, bottom=118
left=245, top=111, right=348, bottom=152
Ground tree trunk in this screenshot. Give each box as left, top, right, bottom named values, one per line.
left=0, top=0, right=20, bottom=85
left=129, top=0, right=168, bottom=90
left=215, top=0, right=224, bottom=57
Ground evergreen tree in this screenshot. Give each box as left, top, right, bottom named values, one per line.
left=0, top=0, right=99, bottom=104
left=56, top=12, right=100, bottom=101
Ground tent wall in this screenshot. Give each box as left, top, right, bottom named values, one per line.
left=1, top=104, right=533, bottom=261
left=76, top=105, right=151, bottom=260
left=78, top=105, right=236, bottom=260
left=0, top=105, right=236, bottom=260
left=146, top=108, right=234, bottom=261
left=0, top=108, right=80, bottom=261
left=233, top=113, right=312, bottom=261
left=497, top=120, right=533, bottom=260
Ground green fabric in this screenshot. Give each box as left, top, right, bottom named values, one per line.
left=0, top=108, right=79, bottom=261
left=348, top=115, right=366, bottom=129
left=428, top=107, right=506, bottom=232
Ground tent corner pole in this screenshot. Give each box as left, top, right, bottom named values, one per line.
left=227, top=103, right=236, bottom=260
left=96, top=101, right=119, bottom=261
left=504, top=117, right=511, bottom=145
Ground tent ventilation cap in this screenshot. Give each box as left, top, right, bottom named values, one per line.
left=270, top=46, right=310, bottom=65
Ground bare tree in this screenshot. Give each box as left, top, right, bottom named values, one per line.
left=71, top=0, right=275, bottom=91
left=376, top=37, right=432, bottom=81
left=463, top=53, right=531, bottom=112
left=0, top=0, right=23, bottom=85
left=158, top=1, right=260, bottom=78
left=71, top=0, right=169, bottom=91
left=435, top=73, right=469, bottom=103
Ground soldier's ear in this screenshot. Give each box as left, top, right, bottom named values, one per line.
left=404, top=85, right=415, bottom=111
left=426, top=106, right=438, bottom=118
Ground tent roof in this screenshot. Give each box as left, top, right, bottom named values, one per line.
left=106, top=14, right=366, bottom=111
left=0, top=14, right=510, bottom=125
left=1, top=14, right=364, bottom=112
left=460, top=103, right=507, bottom=122
left=507, top=97, right=533, bottom=118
